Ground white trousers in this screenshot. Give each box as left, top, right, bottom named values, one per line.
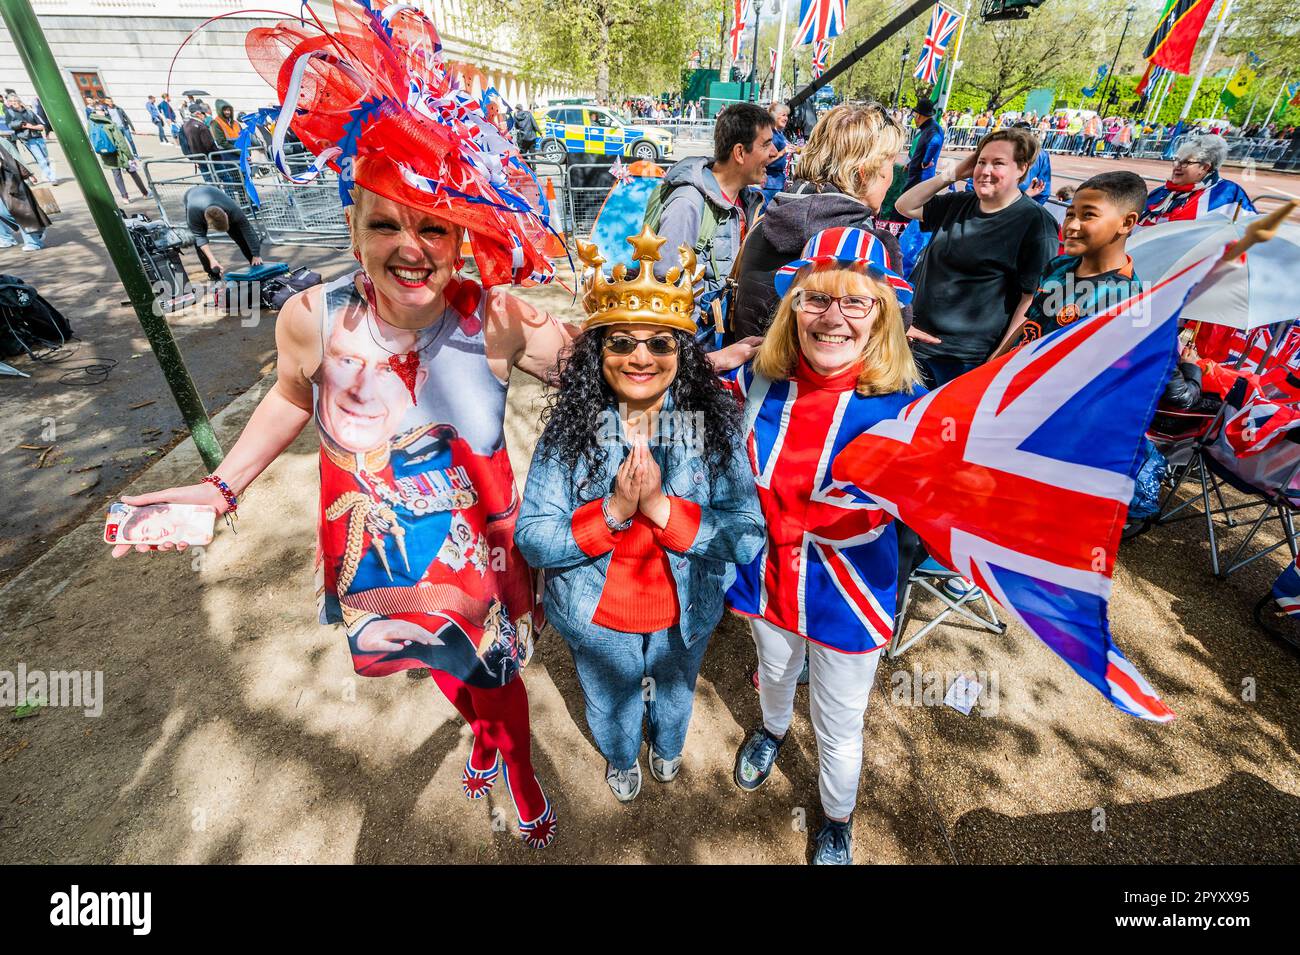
left=750, top=618, right=881, bottom=820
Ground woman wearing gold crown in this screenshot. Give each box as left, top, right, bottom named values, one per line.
left=515, top=228, right=763, bottom=804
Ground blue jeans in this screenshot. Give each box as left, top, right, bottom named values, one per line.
left=561, top=623, right=712, bottom=771
left=22, top=137, right=54, bottom=180
left=915, top=354, right=983, bottom=388
left=0, top=217, right=44, bottom=250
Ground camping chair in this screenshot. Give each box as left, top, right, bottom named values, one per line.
left=1160, top=378, right=1300, bottom=577
left=888, top=556, right=1006, bottom=659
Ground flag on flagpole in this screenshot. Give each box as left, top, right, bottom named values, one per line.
left=728, top=0, right=752, bottom=61
left=770, top=46, right=778, bottom=73
left=1221, top=63, right=1256, bottom=109
left=794, top=0, right=847, bottom=46
left=1141, top=0, right=1216, bottom=75
left=811, top=38, right=830, bottom=78
left=914, top=4, right=963, bottom=84
left=1135, top=61, right=1167, bottom=97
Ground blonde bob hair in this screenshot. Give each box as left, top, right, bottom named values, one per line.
left=794, top=103, right=907, bottom=202
left=755, top=264, right=921, bottom=397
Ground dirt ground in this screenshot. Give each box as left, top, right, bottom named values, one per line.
left=1, top=138, right=1299, bottom=865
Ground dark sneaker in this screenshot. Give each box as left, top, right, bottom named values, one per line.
left=734, top=726, right=783, bottom=791
left=811, top=819, right=853, bottom=865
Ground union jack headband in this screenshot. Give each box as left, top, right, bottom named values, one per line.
left=773, top=226, right=913, bottom=305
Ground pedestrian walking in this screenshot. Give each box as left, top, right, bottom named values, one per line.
left=3, top=93, right=55, bottom=181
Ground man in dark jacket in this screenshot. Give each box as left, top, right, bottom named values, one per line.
left=3, top=94, right=54, bottom=182
left=904, top=97, right=944, bottom=192
left=183, top=183, right=263, bottom=279
left=512, top=105, right=538, bottom=153
left=182, top=105, right=220, bottom=182
left=651, top=102, right=775, bottom=337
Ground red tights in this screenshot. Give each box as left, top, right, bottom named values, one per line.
left=427, top=670, right=546, bottom=822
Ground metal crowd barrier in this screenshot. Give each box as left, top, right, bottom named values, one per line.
left=143, top=146, right=351, bottom=250
left=563, top=162, right=614, bottom=241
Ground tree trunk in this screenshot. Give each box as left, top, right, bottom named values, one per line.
left=597, top=17, right=611, bottom=102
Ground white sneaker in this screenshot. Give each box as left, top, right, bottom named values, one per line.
left=648, top=745, right=681, bottom=783
left=605, top=760, right=642, bottom=803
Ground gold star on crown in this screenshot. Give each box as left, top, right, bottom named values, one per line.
left=576, top=226, right=704, bottom=334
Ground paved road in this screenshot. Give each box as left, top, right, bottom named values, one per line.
left=0, top=135, right=354, bottom=584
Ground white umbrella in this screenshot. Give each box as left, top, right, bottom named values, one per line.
left=1128, top=210, right=1300, bottom=330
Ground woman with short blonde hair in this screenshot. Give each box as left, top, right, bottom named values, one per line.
left=732, top=102, right=911, bottom=342
left=727, top=226, right=923, bottom=865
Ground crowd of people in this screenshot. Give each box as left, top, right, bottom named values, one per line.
left=7, top=0, right=1278, bottom=867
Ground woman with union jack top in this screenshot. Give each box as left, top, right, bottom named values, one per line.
left=725, top=226, right=924, bottom=865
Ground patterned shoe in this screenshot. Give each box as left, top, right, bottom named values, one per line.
left=734, top=726, right=783, bottom=792
left=461, top=754, right=499, bottom=800
left=517, top=795, right=558, bottom=850
left=811, top=819, right=853, bottom=865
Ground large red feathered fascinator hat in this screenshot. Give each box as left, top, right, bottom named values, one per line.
left=244, top=0, right=556, bottom=287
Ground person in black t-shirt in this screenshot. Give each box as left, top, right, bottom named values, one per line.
left=895, top=127, right=1059, bottom=387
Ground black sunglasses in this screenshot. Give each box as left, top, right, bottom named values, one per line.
left=603, top=333, right=680, bottom=356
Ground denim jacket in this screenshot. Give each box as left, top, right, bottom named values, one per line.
left=515, top=406, right=764, bottom=647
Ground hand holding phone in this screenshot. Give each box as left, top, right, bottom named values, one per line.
left=105, top=502, right=216, bottom=551
left=107, top=481, right=230, bottom=557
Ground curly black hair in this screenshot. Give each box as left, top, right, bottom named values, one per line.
left=537, top=328, right=744, bottom=502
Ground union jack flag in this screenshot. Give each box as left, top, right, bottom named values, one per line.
left=914, top=4, right=962, bottom=84
left=1225, top=391, right=1300, bottom=458
left=833, top=254, right=1221, bottom=721
left=812, top=39, right=830, bottom=78
left=770, top=46, right=777, bottom=73
left=794, top=0, right=846, bottom=46
left=729, top=0, right=753, bottom=61
left=726, top=365, right=920, bottom=653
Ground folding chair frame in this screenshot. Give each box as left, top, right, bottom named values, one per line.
left=888, top=568, right=1007, bottom=659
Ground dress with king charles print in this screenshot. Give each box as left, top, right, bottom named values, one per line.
left=313, top=272, right=537, bottom=688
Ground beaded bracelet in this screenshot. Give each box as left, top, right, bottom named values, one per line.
left=202, top=475, right=238, bottom=515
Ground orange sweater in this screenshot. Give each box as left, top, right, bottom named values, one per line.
left=571, top=497, right=702, bottom=633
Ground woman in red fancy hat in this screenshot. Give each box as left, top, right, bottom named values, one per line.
left=109, top=1, right=582, bottom=849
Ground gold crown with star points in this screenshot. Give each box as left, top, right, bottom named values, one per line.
left=577, top=226, right=704, bottom=334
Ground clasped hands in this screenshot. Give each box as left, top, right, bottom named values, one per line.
left=606, top=435, right=671, bottom=530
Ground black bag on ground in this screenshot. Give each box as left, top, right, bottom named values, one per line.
left=0, top=274, right=73, bottom=359
left=260, top=267, right=323, bottom=311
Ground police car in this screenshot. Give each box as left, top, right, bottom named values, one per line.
left=534, top=104, right=674, bottom=163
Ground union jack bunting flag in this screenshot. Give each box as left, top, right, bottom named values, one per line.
left=1271, top=557, right=1300, bottom=616
left=794, top=0, right=846, bottom=46
left=729, top=0, right=752, bottom=61
left=834, top=254, right=1223, bottom=721
left=812, top=39, right=830, bottom=78
left=914, top=4, right=962, bottom=84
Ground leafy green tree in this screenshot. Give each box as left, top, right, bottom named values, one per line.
left=470, top=0, right=722, bottom=101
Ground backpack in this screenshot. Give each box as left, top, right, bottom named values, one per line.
left=87, top=121, right=116, bottom=156
left=642, top=180, right=724, bottom=269
left=0, top=274, right=74, bottom=359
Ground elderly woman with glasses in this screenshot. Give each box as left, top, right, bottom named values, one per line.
left=726, top=226, right=923, bottom=865
left=1140, top=133, right=1256, bottom=226
left=516, top=228, right=763, bottom=805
